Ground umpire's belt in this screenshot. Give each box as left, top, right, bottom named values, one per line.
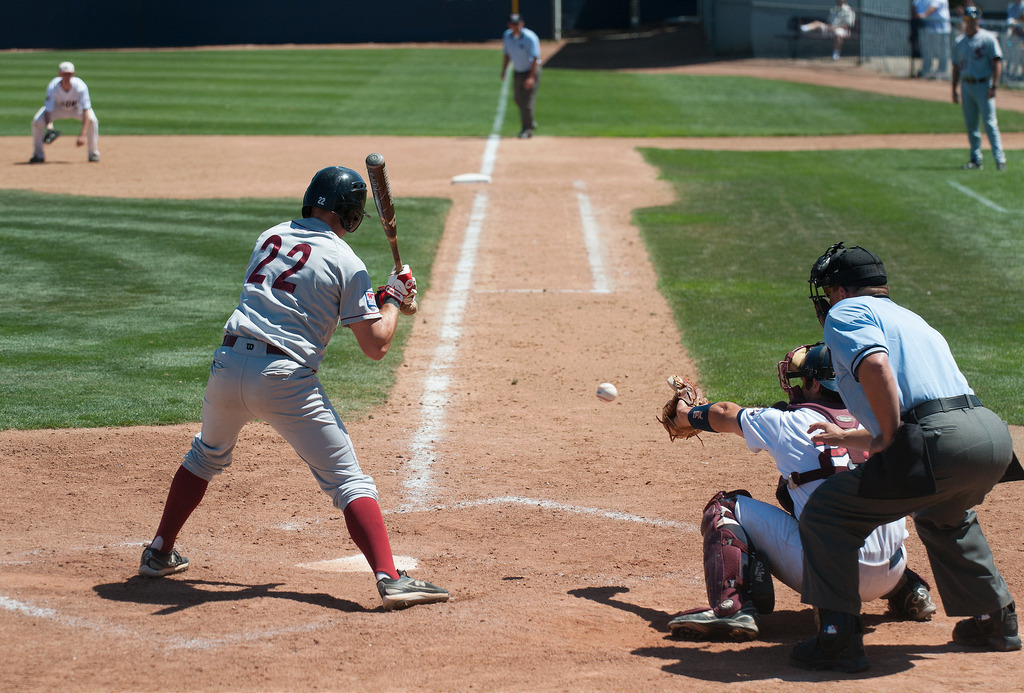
left=962, top=76, right=990, bottom=84
left=903, top=394, right=982, bottom=423
left=222, top=334, right=288, bottom=357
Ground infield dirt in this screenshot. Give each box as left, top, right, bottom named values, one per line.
left=1, top=59, right=1021, bottom=692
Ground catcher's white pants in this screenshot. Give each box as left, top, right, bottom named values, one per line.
left=182, top=337, right=379, bottom=511
left=32, top=106, right=99, bottom=160
left=735, top=495, right=906, bottom=602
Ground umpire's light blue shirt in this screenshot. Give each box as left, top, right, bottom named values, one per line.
left=503, top=27, right=541, bottom=72
left=823, top=296, right=973, bottom=436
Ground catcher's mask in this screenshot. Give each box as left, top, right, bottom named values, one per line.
left=807, top=241, right=887, bottom=325
left=778, top=342, right=837, bottom=397
left=302, top=166, right=369, bottom=233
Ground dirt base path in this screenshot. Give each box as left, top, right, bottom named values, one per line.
left=1, top=60, right=1021, bottom=692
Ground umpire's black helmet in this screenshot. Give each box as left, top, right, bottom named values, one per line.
left=807, top=241, right=887, bottom=324
left=809, top=241, right=887, bottom=290
left=302, top=166, right=368, bottom=232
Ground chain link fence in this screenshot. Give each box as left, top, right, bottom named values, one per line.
left=750, top=0, right=1023, bottom=85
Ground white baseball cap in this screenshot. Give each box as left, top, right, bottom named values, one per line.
left=58, top=61, right=75, bottom=74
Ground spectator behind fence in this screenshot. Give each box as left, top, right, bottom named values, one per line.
left=914, top=0, right=952, bottom=78
left=800, top=0, right=857, bottom=61
left=1007, top=0, right=1024, bottom=79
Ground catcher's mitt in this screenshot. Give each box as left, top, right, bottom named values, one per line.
left=657, top=375, right=709, bottom=442
left=43, top=129, right=61, bottom=145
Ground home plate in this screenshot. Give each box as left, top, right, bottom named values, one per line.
left=451, top=173, right=492, bottom=184
left=297, top=554, right=419, bottom=573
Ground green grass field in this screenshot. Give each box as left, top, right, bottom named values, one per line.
left=1, top=48, right=1021, bottom=428
left=3, top=49, right=1024, bottom=137
left=0, top=192, right=449, bottom=429
left=637, top=148, right=1024, bottom=421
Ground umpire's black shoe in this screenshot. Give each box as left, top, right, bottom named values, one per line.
left=952, top=602, right=1022, bottom=652
left=790, top=610, right=869, bottom=673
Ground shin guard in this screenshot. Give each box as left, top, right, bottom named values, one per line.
left=701, top=490, right=775, bottom=616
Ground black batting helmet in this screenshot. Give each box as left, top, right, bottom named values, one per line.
left=302, top=166, right=368, bottom=233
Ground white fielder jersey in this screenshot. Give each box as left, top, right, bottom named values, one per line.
left=44, top=77, right=92, bottom=118
left=739, top=405, right=907, bottom=563
left=223, top=218, right=381, bottom=371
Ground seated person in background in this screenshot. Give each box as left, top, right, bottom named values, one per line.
left=801, top=0, right=857, bottom=60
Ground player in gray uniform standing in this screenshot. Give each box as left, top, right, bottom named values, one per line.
left=791, top=242, right=1020, bottom=672
left=952, top=6, right=1006, bottom=170
left=501, top=13, right=542, bottom=139
left=138, top=165, right=449, bottom=611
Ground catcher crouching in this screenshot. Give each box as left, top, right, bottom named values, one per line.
left=659, top=345, right=935, bottom=645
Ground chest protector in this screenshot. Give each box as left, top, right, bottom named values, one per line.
left=773, top=400, right=867, bottom=516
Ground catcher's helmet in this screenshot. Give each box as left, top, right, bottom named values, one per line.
left=808, top=241, right=886, bottom=324
left=778, top=342, right=837, bottom=396
left=302, top=166, right=368, bottom=233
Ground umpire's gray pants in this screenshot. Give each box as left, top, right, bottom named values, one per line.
left=513, top=69, right=540, bottom=132
left=799, top=406, right=1015, bottom=617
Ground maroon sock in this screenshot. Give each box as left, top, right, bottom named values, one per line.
left=152, top=466, right=209, bottom=551
left=343, top=496, right=398, bottom=579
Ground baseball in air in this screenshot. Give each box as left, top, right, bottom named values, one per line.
left=596, top=382, right=618, bottom=402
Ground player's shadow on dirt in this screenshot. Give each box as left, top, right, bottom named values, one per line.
left=633, top=642, right=964, bottom=681
left=569, top=585, right=957, bottom=681
left=94, top=577, right=365, bottom=615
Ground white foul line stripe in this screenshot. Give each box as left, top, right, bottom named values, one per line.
left=390, top=496, right=698, bottom=533
left=0, top=594, right=330, bottom=652
left=948, top=180, right=1008, bottom=213
left=575, top=180, right=611, bottom=294
left=404, top=73, right=519, bottom=503
left=405, top=191, right=489, bottom=505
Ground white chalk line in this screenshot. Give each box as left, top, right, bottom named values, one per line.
left=405, top=175, right=489, bottom=506
left=575, top=180, right=611, bottom=293
left=0, top=594, right=332, bottom=652
left=403, top=70, right=507, bottom=504
left=391, top=495, right=698, bottom=532
left=947, top=180, right=1011, bottom=213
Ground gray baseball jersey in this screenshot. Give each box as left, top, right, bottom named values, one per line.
left=224, top=217, right=381, bottom=371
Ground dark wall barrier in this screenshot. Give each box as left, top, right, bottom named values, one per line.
left=2, top=0, right=693, bottom=50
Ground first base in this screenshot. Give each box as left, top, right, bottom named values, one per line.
left=452, top=173, right=492, bottom=184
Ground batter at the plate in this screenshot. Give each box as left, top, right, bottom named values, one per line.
left=138, top=165, right=448, bottom=611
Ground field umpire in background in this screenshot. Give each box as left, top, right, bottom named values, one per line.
left=791, top=242, right=1021, bottom=672
left=501, top=13, right=542, bottom=139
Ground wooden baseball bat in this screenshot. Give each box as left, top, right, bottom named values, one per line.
left=365, top=152, right=417, bottom=315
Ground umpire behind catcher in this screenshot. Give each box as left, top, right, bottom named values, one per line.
left=791, top=242, right=1021, bottom=672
